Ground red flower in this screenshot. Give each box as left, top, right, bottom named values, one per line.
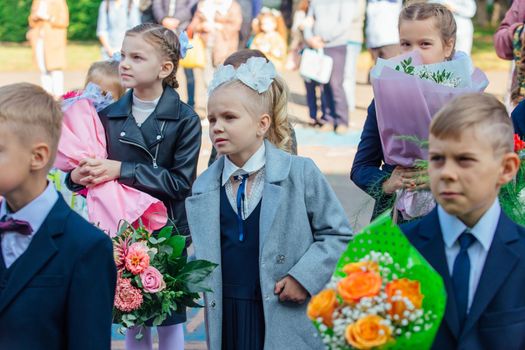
left=514, top=134, right=525, bottom=152
left=61, top=90, right=81, bottom=100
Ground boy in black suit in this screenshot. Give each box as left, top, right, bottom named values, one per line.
left=402, top=93, right=525, bottom=349
left=0, top=83, right=116, bottom=349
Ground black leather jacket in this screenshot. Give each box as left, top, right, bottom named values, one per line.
left=68, top=87, right=201, bottom=235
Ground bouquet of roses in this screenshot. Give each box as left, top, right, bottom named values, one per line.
left=308, top=214, right=446, bottom=349
left=113, top=221, right=217, bottom=338
left=499, top=134, right=525, bottom=226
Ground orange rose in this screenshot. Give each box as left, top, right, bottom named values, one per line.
left=343, top=261, right=379, bottom=275
left=386, top=278, right=424, bottom=319
left=307, top=289, right=338, bottom=327
left=345, top=315, right=392, bottom=349
left=337, top=270, right=382, bottom=304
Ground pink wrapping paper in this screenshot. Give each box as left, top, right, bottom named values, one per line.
left=55, top=98, right=167, bottom=236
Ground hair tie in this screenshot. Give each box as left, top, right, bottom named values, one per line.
left=179, top=31, right=193, bottom=59
left=110, top=52, right=122, bottom=63
left=208, top=57, right=276, bottom=95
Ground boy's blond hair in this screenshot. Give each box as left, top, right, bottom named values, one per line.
left=0, top=83, right=62, bottom=168
left=430, top=93, right=514, bottom=155
left=86, top=60, right=125, bottom=99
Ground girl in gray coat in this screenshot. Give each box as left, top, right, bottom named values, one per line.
left=185, top=56, right=353, bottom=349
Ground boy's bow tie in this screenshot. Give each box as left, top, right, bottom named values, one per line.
left=0, top=217, right=33, bottom=235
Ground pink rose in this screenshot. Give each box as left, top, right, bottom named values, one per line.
left=140, top=266, right=166, bottom=293
left=114, top=277, right=143, bottom=312
left=125, top=242, right=150, bottom=275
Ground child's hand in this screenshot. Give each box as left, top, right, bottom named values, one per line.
left=382, top=167, right=428, bottom=194
left=78, top=158, right=121, bottom=188
left=274, top=275, right=309, bottom=304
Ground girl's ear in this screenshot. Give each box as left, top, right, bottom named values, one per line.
left=257, top=113, right=272, bottom=137
left=444, top=38, right=455, bottom=60
left=158, top=60, right=174, bottom=80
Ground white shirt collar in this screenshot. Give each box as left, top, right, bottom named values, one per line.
left=0, top=182, right=59, bottom=236
left=221, top=143, right=266, bottom=186
left=438, top=198, right=500, bottom=252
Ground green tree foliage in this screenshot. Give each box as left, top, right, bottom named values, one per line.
left=0, top=0, right=99, bottom=42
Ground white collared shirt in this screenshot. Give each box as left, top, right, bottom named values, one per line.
left=438, top=199, right=500, bottom=311
left=0, top=182, right=59, bottom=268
left=222, top=143, right=266, bottom=219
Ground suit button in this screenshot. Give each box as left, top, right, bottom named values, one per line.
left=156, top=135, right=161, bottom=140
left=276, top=255, right=285, bottom=264
left=120, top=132, right=126, bottom=137
left=210, top=300, right=216, bottom=308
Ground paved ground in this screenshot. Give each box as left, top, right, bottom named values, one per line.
left=0, top=65, right=510, bottom=349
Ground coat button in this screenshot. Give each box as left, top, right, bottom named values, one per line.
left=276, top=255, right=285, bottom=264
left=120, top=131, right=126, bottom=137
left=156, top=135, right=161, bottom=140
left=210, top=300, right=216, bottom=308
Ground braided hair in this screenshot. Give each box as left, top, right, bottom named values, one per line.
left=125, top=23, right=182, bottom=88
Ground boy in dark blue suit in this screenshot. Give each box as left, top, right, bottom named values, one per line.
left=0, top=83, right=116, bottom=349
left=401, top=93, right=525, bottom=350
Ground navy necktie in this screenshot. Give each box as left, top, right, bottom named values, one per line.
left=452, top=230, right=476, bottom=328
left=235, top=174, right=250, bottom=242
left=0, top=216, right=33, bottom=235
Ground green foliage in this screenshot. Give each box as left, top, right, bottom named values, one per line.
left=0, top=0, right=98, bottom=42
left=0, top=0, right=32, bottom=42
left=67, top=0, right=99, bottom=41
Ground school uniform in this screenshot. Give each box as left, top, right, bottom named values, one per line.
left=350, top=100, right=395, bottom=217
left=0, top=183, right=116, bottom=350
left=401, top=201, right=525, bottom=350
left=186, top=140, right=353, bottom=349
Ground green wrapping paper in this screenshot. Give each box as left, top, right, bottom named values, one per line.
left=310, top=213, right=447, bottom=350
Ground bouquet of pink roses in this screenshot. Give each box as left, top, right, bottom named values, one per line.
left=113, top=221, right=217, bottom=338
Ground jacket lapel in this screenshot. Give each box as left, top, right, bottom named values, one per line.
left=259, top=141, right=291, bottom=251
left=413, top=209, right=461, bottom=339
left=461, top=212, right=520, bottom=337
left=0, top=197, right=67, bottom=314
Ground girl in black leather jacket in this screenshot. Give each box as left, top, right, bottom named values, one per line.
left=68, top=23, right=200, bottom=349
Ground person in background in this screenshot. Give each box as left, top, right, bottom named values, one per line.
left=28, top=0, right=69, bottom=97
left=139, top=0, right=156, bottom=23
left=344, top=0, right=366, bottom=114
left=250, top=8, right=288, bottom=70
left=365, top=0, right=402, bottom=81
left=96, top=0, right=141, bottom=59
left=430, top=0, right=476, bottom=55
left=153, top=0, right=198, bottom=108
left=304, top=0, right=353, bottom=133
left=190, top=0, right=243, bottom=87
left=238, top=0, right=254, bottom=48
left=495, top=0, right=525, bottom=109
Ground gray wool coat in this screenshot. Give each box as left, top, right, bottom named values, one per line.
left=185, top=140, right=353, bottom=350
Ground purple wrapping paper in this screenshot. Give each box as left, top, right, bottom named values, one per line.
left=371, top=53, right=489, bottom=167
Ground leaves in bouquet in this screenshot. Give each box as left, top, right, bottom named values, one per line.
left=168, top=235, right=186, bottom=258
left=178, top=260, right=218, bottom=293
